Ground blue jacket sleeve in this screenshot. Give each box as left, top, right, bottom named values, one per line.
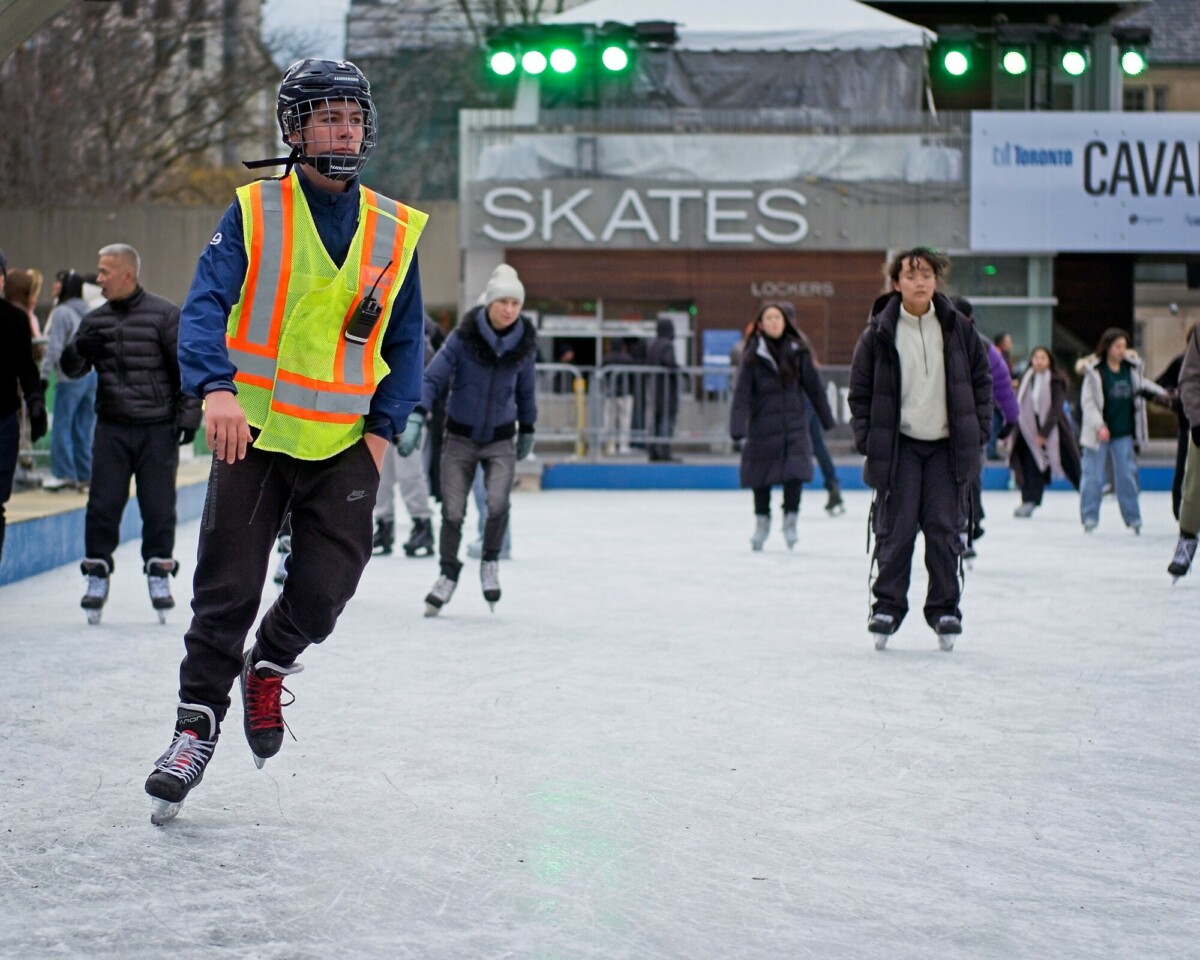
left=365, top=252, right=425, bottom=439
left=178, top=203, right=246, bottom=397
left=516, top=354, right=538, bottom=430
left=420, top=330, right=460, bottom=415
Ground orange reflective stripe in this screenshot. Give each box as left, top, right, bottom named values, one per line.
left=235, top=185, right=265, bottom=342
left=269, top=398, right=361, bottom=425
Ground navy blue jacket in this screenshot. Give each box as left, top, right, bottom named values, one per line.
left=177, top=168, right=425, bottom=439
left=421, top=306, right=537, bottom=444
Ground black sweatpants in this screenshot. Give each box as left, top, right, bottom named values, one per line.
left=178, top=440, right=378, bottom=725
left=753, top=480, right=802, bottom=516
left=85, top=419, right=179, bottom=568
left=1014, top=434, right=1050, bottom=506
left=871, top=437, right=967, bottom=627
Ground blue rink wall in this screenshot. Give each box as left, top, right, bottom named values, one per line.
left=0, top=463, right=1175, bottom=586
left=0, top=481, right=209, bottom=588
left=539, top=462, right=1177, bottom=492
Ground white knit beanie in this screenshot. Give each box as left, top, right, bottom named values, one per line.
left=481, top=263, right=525, bottom=308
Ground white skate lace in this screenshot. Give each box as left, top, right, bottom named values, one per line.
left=431, top=576, right=457, bottom=602
left=153, top=731, right=215, bottom=784
left=148, top=576, right=172, bottom=601
left=1172, top=538, right=1197, bottom=567
left=480, top=562, right=499, bottom=591
left=85, top=576, right=108, bottom=601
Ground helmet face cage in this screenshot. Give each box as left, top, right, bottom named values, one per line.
left=276, top=60, right=378, bottom=181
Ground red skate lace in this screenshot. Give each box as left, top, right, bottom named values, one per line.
left=244, top=671, right=297, bottom=737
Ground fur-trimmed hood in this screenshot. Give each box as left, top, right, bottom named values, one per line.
left=1075, top=350, right=1142, bottom=377
left=458, top=305, right=538, bottom=369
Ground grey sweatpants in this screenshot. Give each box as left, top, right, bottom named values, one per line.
left=870, top=436, right=968, bottom=627
left=374, top=439, right=432, bottom=522
left=438, top=433, right=516, bottom=573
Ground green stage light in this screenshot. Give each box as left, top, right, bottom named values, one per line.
left=943, top=49, right=970, bottom=76
left=1001, top=49, right=1028, bottom=76
left=549, top=47, right=578, bottom=73
left=601, top=44, right=630, bottom=72
left=521, top=50, right=548, bottom=75
left=1061, top=49, right=1088, bottom=76
left=489, top=50, right=517, bottom=76
left=1121, top=49, right=1147, bottom=76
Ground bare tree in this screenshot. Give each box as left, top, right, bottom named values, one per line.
left=0, top=2, right=279, bottom=206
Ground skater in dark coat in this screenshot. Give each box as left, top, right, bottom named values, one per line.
left=1010, top=346, right=1081, bottom=517
left=848, top=247, right=992, bottom=650
left=730, top=303, right=835, bottom=551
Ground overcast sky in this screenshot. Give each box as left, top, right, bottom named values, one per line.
left=263, top=0, right=352, bottom=62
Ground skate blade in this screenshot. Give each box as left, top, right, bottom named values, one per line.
left=487, top=601, right=496, bottom=612
left=424, top=602, right=441, bottom=618
left=150, top=798, right=182, bottom=825
left=157, top=611, right=168, bottom=625
left=252, top=754, right=266, bottom=770
left=873, top=633, right=888, bottom=651
left=938, top=636, right=956, bottom=652
left=86, top=609, right=102, bottom=625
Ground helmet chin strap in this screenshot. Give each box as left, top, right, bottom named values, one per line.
left=243, top=146, right=302, bottom=174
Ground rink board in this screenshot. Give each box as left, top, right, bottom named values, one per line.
left=541, top=462, right=1176, bottom=491
left=0, top=480, right=208, bottom=587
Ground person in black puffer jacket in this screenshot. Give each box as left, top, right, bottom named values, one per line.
left=848, top=247, right=991, bottom=650
left=60, top=243, right=202, bottom=614
left=730, top=302, right=835, bottom=552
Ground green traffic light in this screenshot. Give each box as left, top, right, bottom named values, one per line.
left=943, top=49, right=970, bottom=76
left=489, top=51, right=517, bottom=76
left=1061, top=50, right=1087, bottom=76
left=522, top=50, right=548, bottom=75
left=1001, top=50, right=1028, bottom=76
left=601, top=45, right=630, bottom=72
left=549, top=47, right=578, bottom=73
left=1120, top=49, right=1147, bottom=76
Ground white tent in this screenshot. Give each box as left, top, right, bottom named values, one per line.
left=546, top=0, right=935, bottom=52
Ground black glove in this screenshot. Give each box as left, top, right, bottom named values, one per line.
left=72, top=327, right=106, bottom=359
left=997, top=421, right=1016, bottom=440
left=28, top=398, right=48, bottom=443
left=177, top=427, right=197, bottom=447
left=1192, top=425, right=1200, bottom=448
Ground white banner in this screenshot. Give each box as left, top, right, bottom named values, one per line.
left=971, top=111, right=1200, bottom=252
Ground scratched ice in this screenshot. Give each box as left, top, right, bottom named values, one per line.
left=1, top=488, right=1195, bottom=959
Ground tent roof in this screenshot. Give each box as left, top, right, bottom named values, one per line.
left=545, top=0, right=935, bottom=51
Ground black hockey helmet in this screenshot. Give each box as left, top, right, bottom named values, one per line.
left=265, top=58, right=378, bottom=181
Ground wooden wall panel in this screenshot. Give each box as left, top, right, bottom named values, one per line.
left=508, top=249, right=889, bottom=364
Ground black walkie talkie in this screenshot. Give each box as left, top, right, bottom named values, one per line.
left=344, top=259, right=393, bottom=344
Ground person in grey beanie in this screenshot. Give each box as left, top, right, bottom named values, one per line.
left=401, top=263, right=538, bottom=615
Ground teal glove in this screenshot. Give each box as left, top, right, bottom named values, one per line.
left=516, top=431, right=534, bottom=460
left=395, top=412, right=425, bottom=457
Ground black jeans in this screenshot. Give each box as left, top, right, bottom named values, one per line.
left=178, top=440, right=378, bottom=725
left=437, top=433, right=516, bottom=572
left=85, top=419, right=179, bottom=569
left=753, top=480, right=802, bottom=516
left=0, top=411, right=18, bottom=563
left=871, top=437, right=967, bottom=627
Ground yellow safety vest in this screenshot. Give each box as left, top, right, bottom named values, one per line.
left=225, top=171, right=427, bottom=460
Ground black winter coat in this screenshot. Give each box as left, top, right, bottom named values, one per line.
left=1, top=298, right=42, bottom=419
left=61, top=287, right=202, bottom=430
left=644, top=318, right=680, bottom=415
left=848, top=291, right=992, bottom=491
left=731, top=333, right=835, bottom=488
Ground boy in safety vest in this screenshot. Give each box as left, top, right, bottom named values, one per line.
left=145, top=59, right=428, bottom=825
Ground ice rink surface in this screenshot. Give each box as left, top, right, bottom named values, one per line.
left=1, top=487, right=1196, bottom=959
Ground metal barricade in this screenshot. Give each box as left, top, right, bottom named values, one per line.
left=533, top=362, right=587, bottom=455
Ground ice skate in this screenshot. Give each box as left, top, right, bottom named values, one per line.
left=80, top=558, right=110, bottom=625
left=1168, top=535, right=1197, bottom=582
left=425, top=568, right=459, bottom=617
left=273, top=534, right=291, bottom=592
left=824, top=482, right=845, bottom=516
left=868, top=612, right=898, bottom=650
left=750, top=515, right=770, bottom=552
left=1014, top=502, right=1036, bottom=518
left=781, top=512, right=798, bottom=550
left=239, top=650, right=303, bottom=769
left=480, top=559, right=501, bottom=611
left=145, top=558, right=176, bottom=624
left=402, top=517, right=435, bottom=558
left=145, top=703, right=217, bottom=825
left=372, top=517, right=394, bottom=556
left=934, top=615, right=961, bottom=652
left=1083, top=519, right=1098, bottom=533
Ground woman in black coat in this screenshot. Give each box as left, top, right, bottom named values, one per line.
left=1010, top=346, right=1081, bottom=517
left=730, top=303, right=835, bottom=551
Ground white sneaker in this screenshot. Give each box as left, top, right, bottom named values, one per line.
left=42, top=476, right=72, bottom=491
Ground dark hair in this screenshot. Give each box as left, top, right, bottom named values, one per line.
left=58, top=269, right=85, bottom=302
left=887, top=246, right=950, bottom=283
left=1094, top=327, right=1131, bottom=359
left=1027, top=345, right=1059, bottom=374
left=752, top=302, right=802, bottom=383
left=952, top=296, right=973, bottom=318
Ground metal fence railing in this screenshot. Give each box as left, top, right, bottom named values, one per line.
left=533, top=362, right=853, bottom=459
